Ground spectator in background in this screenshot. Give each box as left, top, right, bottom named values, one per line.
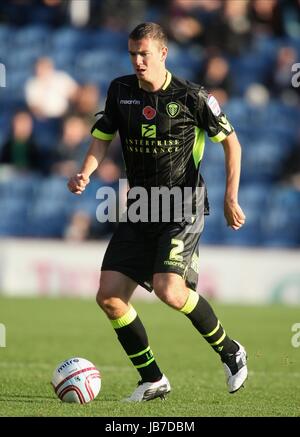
left=249, top=0, right=284, bottom=37
left=52, top=115, right=89, bottom=178
left=64, top=210, right=92, bottom=241
left=280, top=135, right=300, bottom=191
left=0, top=110, right=39, bottom=172
left=204, top=0, right=252, bottom=56
left=281, top=0, right=300, bottom=40
left=198, top=53, right=233, bottom=105
left=165, top=0, right=205, bottom=46
left=72, top=83, right=101, bottom=125
left=89, top=0, right=147, bottom=31
left=25, top=57, right=79, bottom=119
left=267, top=46, right=300, bottom=105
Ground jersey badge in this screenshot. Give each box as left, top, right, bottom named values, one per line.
left=166, top=102, right=181, bottom=118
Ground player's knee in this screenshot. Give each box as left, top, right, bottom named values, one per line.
left=96, top=287, right=127, bottom=319
left=96, top=289, right=114, bottom=313
left=153, top=280, right=186, bottom=309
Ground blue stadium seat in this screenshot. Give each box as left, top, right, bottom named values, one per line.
left=262, top=187, right=300, bottom=247
left=0, top=197, right=29, bottom=236
left=50, top=27, right=88, bottom=51
left=7, top=46, right=41, bottom=71
left=241, top=136, right=289, bottom=183
left=87, top=29, right=128, bottom=51
left=224, top=99, right=250, bottom=129
left=230, top=53, right=272, bottom=94
left=12, top=25, right=51, bottom=50
left=223, top=207, right=262, bottom=247
left=201, top=205, right=227, bottom=245
left=75, top=49, right=119, bottom=86
left=0, top=173, right=38, bottom=199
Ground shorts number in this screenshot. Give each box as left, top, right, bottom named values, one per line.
left=169, top=239, right=184, bottom=262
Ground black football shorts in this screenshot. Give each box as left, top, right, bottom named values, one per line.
left=101, top=217, right=202, bottom=292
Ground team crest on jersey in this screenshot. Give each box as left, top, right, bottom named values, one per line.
left=166, top=102, right=180, bottom=118
left=143, top=106, right=156, bottom=120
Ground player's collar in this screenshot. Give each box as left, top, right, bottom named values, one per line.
left=138, top=70, right=172, bottom=92
left=162, top=70, right=172, bottom=90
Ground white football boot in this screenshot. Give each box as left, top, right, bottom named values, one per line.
left=123, top=374, right=171, bottom=402
left=222, top=341, right=248, bottom=393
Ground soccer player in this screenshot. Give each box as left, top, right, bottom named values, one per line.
left=68, top=22, right=248, bottom=402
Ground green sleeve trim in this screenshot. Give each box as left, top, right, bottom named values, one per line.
left=209, top=131, right=228, bottom=143
left=192, top=127, right=205, bottom=168
left=92, top=128, right=116, bottom=141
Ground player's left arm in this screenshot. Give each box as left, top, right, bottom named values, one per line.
left=221, top=132, right=246, bottom=230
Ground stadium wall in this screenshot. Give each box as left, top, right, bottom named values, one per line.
left=0, top=239, right=300, bottom=305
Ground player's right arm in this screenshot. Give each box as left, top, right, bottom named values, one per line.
left=67, top=138, right=111, bottom=195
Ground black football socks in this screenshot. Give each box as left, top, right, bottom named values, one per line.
left=180, top=289, right=238, bottom=359
left=110, top=305, right=163, bottom=382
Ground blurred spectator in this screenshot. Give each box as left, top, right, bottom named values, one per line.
left=280, top=136, right=300, bottom=190
left=52, top=115, right=89, bottom=178
left=249, top=0, right=284, bottom=37
left=95, top=156, right=121, bottom=184
left=245, top=83, right=270, bottom=107
left=0, top=0, right=67, bottom=27
left=68, top=0, right=90, bottom=27
left=0, top=110, right=39, bottom=171
left=25, top=57, right=79, bottom=119
left=281, top=0, right=300, bottom=39
left=64, top=210, right=92, bottom=241
left=267, top=46, right=300, bottom=105
left=72, top=83, right=101, bottom=125
left=198, top=53, right=233, bottom=105
left=165, top=0, right=205, bottom=46
left=89, top=0, right=147, bottom=31
left=204, top=0, right=252, bottom=56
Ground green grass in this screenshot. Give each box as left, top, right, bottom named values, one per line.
left=0, top=297, right=299, bottom=417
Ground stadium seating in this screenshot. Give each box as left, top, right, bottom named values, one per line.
left=0, top=16, right=299, bottom=247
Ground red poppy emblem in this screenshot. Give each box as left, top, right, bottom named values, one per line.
left=143, top=106, right=156, bottom=120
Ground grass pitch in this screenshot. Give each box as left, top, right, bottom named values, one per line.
left=0, top=297, right=299, bottom=417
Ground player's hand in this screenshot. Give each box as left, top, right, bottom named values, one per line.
left=67, top=173, right=90, bottom=195
left=224, top=200, right=246, bottom=230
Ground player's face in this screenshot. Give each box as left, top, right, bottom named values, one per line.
left=128, top=37, right=167, bottom=83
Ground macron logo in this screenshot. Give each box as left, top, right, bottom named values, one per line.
left=120, top=99, right=141, bottom=105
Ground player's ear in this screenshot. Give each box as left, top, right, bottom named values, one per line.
left=161, top=46, right=168, bottom=62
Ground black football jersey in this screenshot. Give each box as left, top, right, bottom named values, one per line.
left=91, top=71, right=234, bottom=214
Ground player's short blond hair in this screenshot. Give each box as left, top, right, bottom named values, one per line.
left=129, top=22, right=167, bottom=47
